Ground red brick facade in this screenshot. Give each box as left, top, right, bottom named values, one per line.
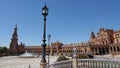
left=9, top=26, right=120, bottom=56
left=9, top=25, right=24, bottom=55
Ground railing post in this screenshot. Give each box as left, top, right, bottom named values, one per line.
left=101, top=60, right=104, bottom=68
left=88, top=60, right=90, bottom=68
left=72, top=58, right=78, bottom=68
left=118, top=61, right=120, bottom=68
left=98, top=61, right=101, bottom=68
left=107, top=60, right=110, bottom=68
left=40, top=62, right=47, bottom=68
left=104, top=61, right=107, bottom=68
left=95, top=60, right=97, bottom=68
left=117, top=61, right=119, bottom=68
left=111, top=60, right=114, bottom=68
left=114, top=61, right=117, bottom=68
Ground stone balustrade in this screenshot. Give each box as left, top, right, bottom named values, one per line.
left=77, top=59, right=120, bottom=68
left=47, top=58, right=120, bottom=68
left=46, top=60, right=72, bottom=68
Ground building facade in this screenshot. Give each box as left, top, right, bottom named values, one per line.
left=9, top=25, right=24, bottom=55
left=89, top=28, right=120, bottom=55
left=9, top=26, right=120, bottom=56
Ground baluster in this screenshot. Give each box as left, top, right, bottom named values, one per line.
left=92, top=60, right=94, bottom=68
left=90, top=60, right=92, bottom=68
left=86, top=60, right=88, bottom=68
left=104, top=61, right=107, bottom=68
left=117, top=61, right=120, bottom=68
left=95, top=60, right=97, bottom=68
left=107, top=60, right=110, bottom=68
left=80, top=60, right=82, bottom=68
left=117, top=61, right=119, bottom=68
left=114, top=61, right=117, bottom=68
left=87, top=60, right=89, bottom=68
left=101, top=60, right=103, bottom=68
left=111, top=60, right=114, bottom=68
left=118, top=61, right=120, bottom=68
left=97, top=60, right=99, bottom=68
left=109, top=60, right=112, bottom=68
left=98, top=61, right=101, bottom=68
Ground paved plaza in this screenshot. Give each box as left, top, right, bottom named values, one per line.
left=1, top=54, right=120, bottom=68
left=0, top=56, right=58, bottom=68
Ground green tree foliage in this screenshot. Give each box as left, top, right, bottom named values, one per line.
left=77, top=54, right=88, bottom=59
left=0, top=47, right=7, bottom=55
left=77, top=54, right=94, bottom=59
left=87, top=54, right=94, bottom=58
left=57, top=54, right=69, bottom=62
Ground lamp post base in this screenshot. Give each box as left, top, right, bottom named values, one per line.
left=40, top=62, right=47, bottom=68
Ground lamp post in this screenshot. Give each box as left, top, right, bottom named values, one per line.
left=40, top=3, right=48, bottom=68
left=47, top=34, right=51, bottom=65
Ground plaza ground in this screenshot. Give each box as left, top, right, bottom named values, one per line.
left=0, top=54, right=120, bottom=68
left=0, top=56, right=58, bottom=68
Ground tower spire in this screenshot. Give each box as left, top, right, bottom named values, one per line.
left=13, top=24, right=18, bottom=38
left=9, top=24, right=18, bottom=55
left=15, top=24, right=17, bottom=28
left=90, top=31, right=95, bottom=39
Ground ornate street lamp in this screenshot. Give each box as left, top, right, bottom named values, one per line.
left=47, top=34, right=51, bottom=65
left=41, top=3, right=48, bottom=63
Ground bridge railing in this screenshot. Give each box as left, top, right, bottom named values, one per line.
left=46, top=58, right=120, bottom=68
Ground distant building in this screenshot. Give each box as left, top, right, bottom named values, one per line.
left=9, top=25, right=24, bottom=55
left=9, top=25, right=120, bottom=56
left=89, top=28, right=120, bottom=55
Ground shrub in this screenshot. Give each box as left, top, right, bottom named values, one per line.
left=77, top=54, right=88, bottom=59
left=87, top=54, right=94, bottom=58
left=57, top=54, right=69, bottom=62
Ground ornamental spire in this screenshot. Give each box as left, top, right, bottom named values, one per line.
left=9, top=24, right=18, bottom=55
left=13, top=24, right=18, bottom=37
left=90, top=31, right=95, bottom=39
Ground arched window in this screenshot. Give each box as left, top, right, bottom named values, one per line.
left=117, top=46, right=120, bottom=51
left=85, top=48, right=87, bottom=53
left=102, top=41, right=104, bottom=45
left=114, top=47, right=116, bottom=52
left=106, top=40, right=107, bottom=44
left=110, top=39, right=114, bottom=44
left=111, top=47, right=112, bottom=51
left=95, top=48, right=97, bottom=51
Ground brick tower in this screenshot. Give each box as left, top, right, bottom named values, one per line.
left=9, top=24, right=19, bottom=55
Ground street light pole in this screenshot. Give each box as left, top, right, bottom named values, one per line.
left=40, top=3, right=48, bottom=68
left=48, top=34, right=51, bottom=65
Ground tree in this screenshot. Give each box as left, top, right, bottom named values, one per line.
left=0, top=47, right=8, bottom=56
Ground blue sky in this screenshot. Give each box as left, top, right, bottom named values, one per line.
left=0, top=0, right=120, bottom=47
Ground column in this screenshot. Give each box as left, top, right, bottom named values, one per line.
left=72, top=58, right=78, bottom=68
